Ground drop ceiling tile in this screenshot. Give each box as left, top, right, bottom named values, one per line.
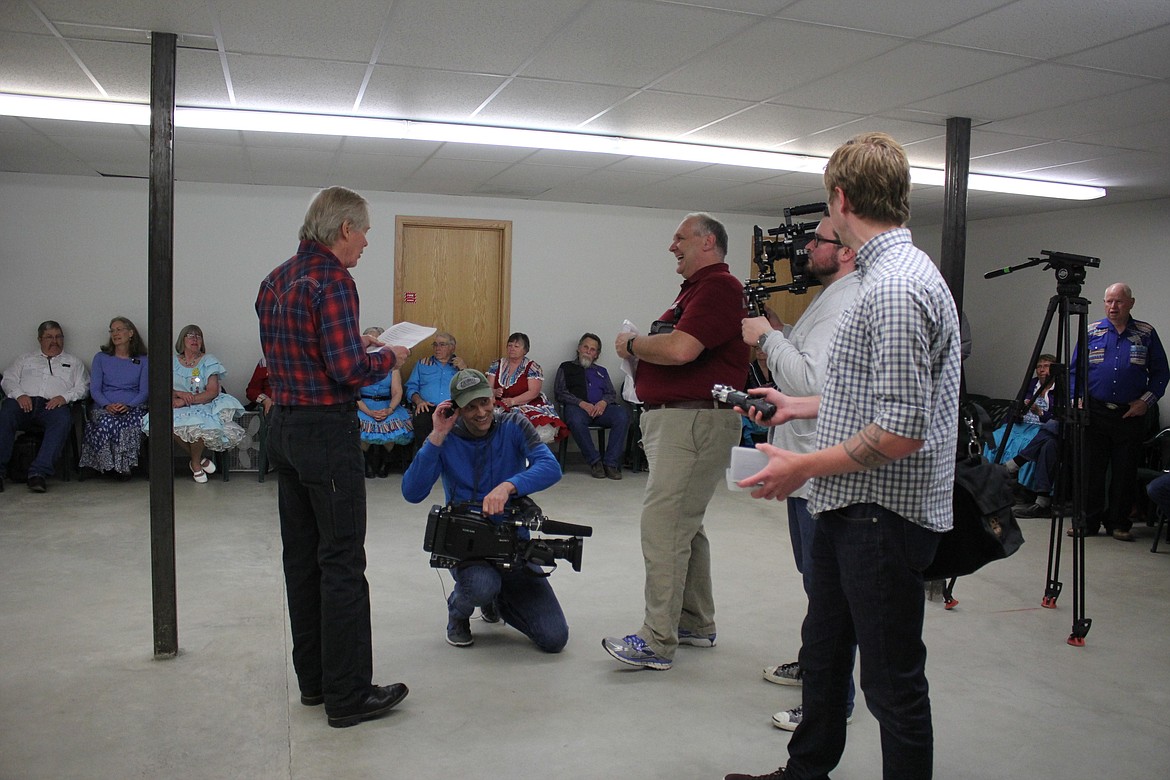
left=985, top=82, right=1170, bottom=139
left=684, top=103, right=862, bottom=149
left=774, top=41, right=1029, bottom=116
left=474, top=79, right=637, bottom=130
left=0, top=32, right=103, bottom=98
left=907, top=63, right=1149, bottom=123
left=925, top=0, right=1170, bottom=59
left=219, top=0, right=387, bottom=60
left=176, top=47, right=235, bottom=107
left=521, top=0, right=753, bottom=88
left=359, top=65, right=506, bottom=121
left=582, top=90, right=756, bottom=139
left=227, top=53, right=370, bottom=113
left=35, top=1, right=214, bottom=35
left=777, top=0, right=1009, bottom=37
left=1058, top=24, right=1170, bottom=79
left=378, top=0, right=585, bottom=73
left=655, top=18, right=903, bottom=102
left=340, top=136, right=442, bottom=157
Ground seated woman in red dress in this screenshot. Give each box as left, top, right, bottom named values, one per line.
left=485, top=332, right=568, bottom=446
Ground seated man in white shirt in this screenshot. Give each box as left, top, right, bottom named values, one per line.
left=0, top=320, right=90, bottom=493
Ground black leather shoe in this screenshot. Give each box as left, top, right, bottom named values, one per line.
left=27, top=475, right=47, bottom=493
left=364, top=449, right=377, bottom=479
left=326, top=683, right=408, bottom=728
left=300, top=691, right=324, bottom=706
left=377, top=449, right=393, bottom=478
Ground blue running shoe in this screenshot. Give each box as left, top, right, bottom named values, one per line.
left=602, top=634, right=672, bottom=670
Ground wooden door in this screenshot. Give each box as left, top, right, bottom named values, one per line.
left=393, top=216, right=512, bottom=378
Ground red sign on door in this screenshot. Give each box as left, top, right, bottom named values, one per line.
left=403, top=292, right=417, bottom=303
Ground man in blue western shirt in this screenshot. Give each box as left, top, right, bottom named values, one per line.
left=1078, top=282, right=1168, bottom=540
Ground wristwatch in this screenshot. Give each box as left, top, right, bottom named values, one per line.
left=626, top=336, right=637, bottom=357
left=756, top=332, right=771, bottom=351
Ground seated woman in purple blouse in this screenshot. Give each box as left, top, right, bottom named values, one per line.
left=79, top=316, right=149, bottom=478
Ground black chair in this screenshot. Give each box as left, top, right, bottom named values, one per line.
left=624, top=403, right=647, bottom=473
left=556, top=403, right=606, bottom=473
left=1136, top=425, right=1170, bottom=553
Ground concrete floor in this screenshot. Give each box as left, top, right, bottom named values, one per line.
left=1, top=463, right=1168, bottom=780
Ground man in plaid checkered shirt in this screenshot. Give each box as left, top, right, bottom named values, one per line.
left=726, top=133, right=962, bottom=780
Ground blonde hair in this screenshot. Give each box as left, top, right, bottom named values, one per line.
left=824, top=132, right=911, bottom=226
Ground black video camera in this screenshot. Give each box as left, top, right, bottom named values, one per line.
left=423, top=496, right=593, bottom=573
left=745, top=202, right=827, bottom=315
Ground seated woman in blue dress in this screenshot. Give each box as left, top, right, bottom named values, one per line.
left=357, top=326, right=414, bottom=478
left=80, top=316, right=149, bottom=479
left=987, top=353, right=1060, bottom=515
left=143, top=324, right=245, bottom=483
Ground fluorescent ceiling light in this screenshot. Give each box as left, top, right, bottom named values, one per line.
left=0, top=93, right=1107, bottom=201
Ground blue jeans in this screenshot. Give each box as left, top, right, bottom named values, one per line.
left=562, top=403, right=629, bottom=467
left=1149, top=472, right=1170, bottom=515
left=788, top=497, right=855, bottom=715
left=268, top=405, right=375, bottom=709
left=0, top=397, right=72, bottom=479
left=787, top=504, right=940, bottom=780
left=449, top=561, right=568, bottom=652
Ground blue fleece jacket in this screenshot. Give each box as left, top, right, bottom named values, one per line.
left=401, top=409, right=561, bottom=512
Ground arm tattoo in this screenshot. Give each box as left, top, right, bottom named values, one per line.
left=844, top=425, right=896, bottom=470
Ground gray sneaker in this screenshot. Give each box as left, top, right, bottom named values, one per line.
left=763, top=661, right=802, bottom=686
left=771, top=704, right=854, bottom=731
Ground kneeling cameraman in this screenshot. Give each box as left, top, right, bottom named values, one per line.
left=402, top=369, right=567, bottom=652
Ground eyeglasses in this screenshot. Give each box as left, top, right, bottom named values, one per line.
left=432, top=341, right=453, bottom=348
left=109, top=327, right=129, bottom=334
left=809, top=234, right=843, bottom=248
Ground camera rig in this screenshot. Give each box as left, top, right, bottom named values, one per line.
left=423, top=496, right=592, bottom=574
left=745, top=202, right=827, bottom=316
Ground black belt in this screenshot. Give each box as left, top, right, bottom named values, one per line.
left=644, top=399, right=732, bottom=411
left=1089, top=398, right=1124, bottom=412
left=275, top=401, right=357, bottom=412
left=361, top=395, right=392, bottom=401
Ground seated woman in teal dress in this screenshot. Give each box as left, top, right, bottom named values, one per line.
left=357, top=326, right=413, bottom=478
left=143, top=324, right=245, bottom=483
left=80, top=316, right=150, bottom=479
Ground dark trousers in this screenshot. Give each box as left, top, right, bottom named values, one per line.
left=0, top=396, right=71, bottom=479
left=787, top=504, right=939, bottom=780
left=268, top=406, right=374, bottom=709
left=1086, top=403, right=1148, bottom=533
left=562, top=403, right=629, bottom=467
left=788, top=497, right=856, bottom=713
left=412, top=410, right=434, bottom=447
left=1019, top=419, right=1061, bottom=494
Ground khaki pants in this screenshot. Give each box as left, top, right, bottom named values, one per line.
left=637, top=407, right=741, bottom=658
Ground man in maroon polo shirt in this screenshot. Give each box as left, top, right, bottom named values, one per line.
left=602, top=212, right=748, bottom=670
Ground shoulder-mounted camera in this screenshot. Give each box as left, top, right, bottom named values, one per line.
left=423, top=496, right=593, bottom=574
left=745, top=202, right=827, bottom=315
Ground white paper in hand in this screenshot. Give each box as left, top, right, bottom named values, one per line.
left=366, top=322, right=437, bottom=352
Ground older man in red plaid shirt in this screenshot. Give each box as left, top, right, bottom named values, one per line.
left=257, top=186, right=409, bottom=728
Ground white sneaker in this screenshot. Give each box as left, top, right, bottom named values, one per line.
left=763, top=661, right=802, bottom=686
left=772, top=704, right=854, bottom=731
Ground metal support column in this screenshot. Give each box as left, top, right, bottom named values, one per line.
left=148, top=31, right=178, bottom=658
left=939, top=116, right=971, bottom=312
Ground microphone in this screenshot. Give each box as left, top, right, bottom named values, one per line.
left=983, top=266, right=1015, bottom=279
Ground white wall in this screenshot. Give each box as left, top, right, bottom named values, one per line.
left=0, top=172, right=772, bottom=391
left=3, top=171, right=1166, bottom=406
left=917, top=198, right=1170, bottom=399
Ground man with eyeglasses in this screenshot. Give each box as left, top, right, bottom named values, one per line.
left=0, top=320, right=89, bottom=493
left=739, top=216, right=861, bottom=734
left=404, top=331, right=467, bottom=446
left=725, top=133, right=961, bottom=780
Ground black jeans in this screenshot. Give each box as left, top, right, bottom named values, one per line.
left=787, top=504, right=940, bottom=780
left=1085, top=403, right=1148, bottom=533
left=268, top=405, right=373, bottom=708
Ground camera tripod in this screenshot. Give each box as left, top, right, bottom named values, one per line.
left=985, top=250, right=1099, bottom=646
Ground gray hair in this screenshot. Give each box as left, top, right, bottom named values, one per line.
left=684, top=212, right=728, bottom=258
left=299, top=186, right=370, bottom=246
